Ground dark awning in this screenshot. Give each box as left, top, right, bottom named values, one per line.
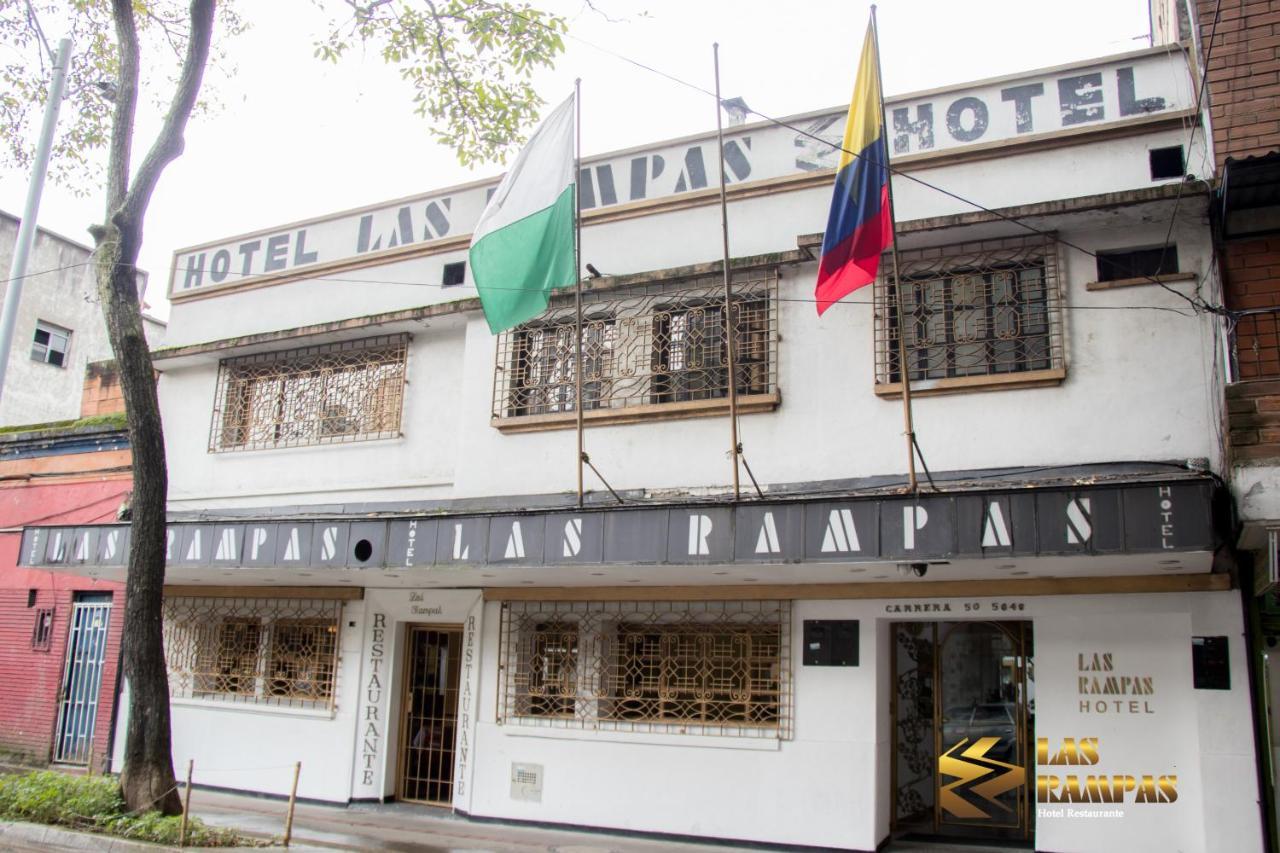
left=18, top=479, right=1222, bottom=572
left=1219, top=152, right=1280, bottom=239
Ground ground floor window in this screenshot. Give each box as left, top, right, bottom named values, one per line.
left=163, top=595, right=342, bottom=710
left=498, top=600, right=792, bottom=739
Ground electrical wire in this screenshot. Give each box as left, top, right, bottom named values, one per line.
left=1152, top=0, right=1223, bottom=311
left=1, top=259, right=94, bottom=284
left=473, top=0, right=1224, bottom=315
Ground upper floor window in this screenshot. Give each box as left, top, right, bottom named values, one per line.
left=493, top=270, right=779, bottom=430
left=209, top=334, right=408, bottom=452
left=31, top=320, right=71, bottom=367
left=1096, top=245, right=1178, bottom=282
left=874, top=235, right=1065, bottom=395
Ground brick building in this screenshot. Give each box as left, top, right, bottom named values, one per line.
left=1153, top=0, right=1280, bottom=849
left=0, top=366, right=131, bottom=770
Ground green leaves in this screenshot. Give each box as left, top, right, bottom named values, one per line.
left=0, top=0, right=244, bottom=194
left=317, top=0, right=568, bottom=166
left=2, top=0, right=568, bottom=190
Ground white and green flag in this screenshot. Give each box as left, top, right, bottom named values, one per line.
left=470, top=94, right=577, bottom=334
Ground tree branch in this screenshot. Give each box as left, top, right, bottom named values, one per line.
left=107, top=0, right=140, bottom=216
left=422, top=0, right=484, bottom=141
left=118, top=0, right=215, bottom=231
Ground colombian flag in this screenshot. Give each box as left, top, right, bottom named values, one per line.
left=815, top=23, right=892, bottom=315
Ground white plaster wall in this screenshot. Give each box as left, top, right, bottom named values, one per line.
left=447, top=218, right=1220, bottom=499
left=163, top=319, right=464, bottom=509
left=1234, top=466, right=1280, bottom=526
left=163, top=215, right=1221, bottom=508
left=156, top=599, right=365, bottom=803
left=460, top=589, right=1259, bottom=853
left=157, top=120, right=1221, bottom=509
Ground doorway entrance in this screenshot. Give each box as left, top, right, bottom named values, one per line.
left=891, top=620, right=1034, bottom=843
left=53, top=593, right=113, bottom=765
left=397, top=625, right=462, bottom=805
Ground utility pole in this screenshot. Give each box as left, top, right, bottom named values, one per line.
left=0, top=37, right=73, bottom=403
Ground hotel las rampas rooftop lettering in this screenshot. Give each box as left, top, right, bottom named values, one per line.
left=170, top=47, right=1193, bottom=299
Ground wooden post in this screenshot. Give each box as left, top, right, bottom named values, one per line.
left=283, top=761, right=301, bottom=848
left=178, top=759, right=193, bottom=848
left=573, top=80, right=586, bottom=508
left=86, top=744, right=95, bottom=777
left=712, top=43, right=742, bottom=501
left=870, top=5, right=920, bottom=493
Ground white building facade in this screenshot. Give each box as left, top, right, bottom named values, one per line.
left=20, top=45, right=1269, bottom=852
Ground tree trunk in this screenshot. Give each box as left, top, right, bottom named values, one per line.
left=89, top=0, right=215, bottom=814
left=94, top=223, right=181, bottom=815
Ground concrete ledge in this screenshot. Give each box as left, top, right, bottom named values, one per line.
left=0, top=819, right=171, bottom=851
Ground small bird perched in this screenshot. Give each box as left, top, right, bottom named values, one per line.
left=93, top=80, right=118, bottom=102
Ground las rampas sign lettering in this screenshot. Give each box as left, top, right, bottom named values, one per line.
left=20, top=481, right=1216, bottom=572
left=169, top=46, right=1193, bottom=299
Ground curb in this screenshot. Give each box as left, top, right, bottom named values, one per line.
left=0, top=817, right=332, bottom=851
left=0, top=819, right=175, bottom=851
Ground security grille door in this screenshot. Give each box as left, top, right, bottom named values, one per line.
left=53, top=593, right=112, bottom=765
left=398, top=626, right=462, bottom=805
left=891, top=620, right=1033, bottom=842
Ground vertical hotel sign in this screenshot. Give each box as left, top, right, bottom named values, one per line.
left=168, top=46, right=1194, bottom=300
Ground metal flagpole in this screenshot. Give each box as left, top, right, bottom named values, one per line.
left=869, top=6, right=919, bottom=493
left=0, top=38, right=72, bottom=404
left=574, top=78, right=586, bottom=508
left=713, top=43, right=742, bottom=501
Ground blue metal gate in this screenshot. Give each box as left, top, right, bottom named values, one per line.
left=53, top=593, right=112, bottom=765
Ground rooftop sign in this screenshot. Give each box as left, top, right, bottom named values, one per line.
left=169, top=46, right=1193, bottom=301
left=19, top=481, right=1216, bottom=572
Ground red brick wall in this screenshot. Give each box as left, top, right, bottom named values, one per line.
left=1198, top=3, right=1280, bottom=380
left=1224, top=238, right=1280, bottom=379
left=1200, top=0, right=1280, bottom=170
left=0, top=582, right=123, bottom=769
left=80, top=361, right=125, bottom=419
left=0, top=479, right=129, bottom=768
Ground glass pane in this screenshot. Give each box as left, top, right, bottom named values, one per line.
left=938, top=623, right=1021, bottom=829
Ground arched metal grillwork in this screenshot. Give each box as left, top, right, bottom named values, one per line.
left=163, top=595, right=343, bottom=710
left=875, top=236, right=1065, bottom=386
left=493, top=271, right=779, bottom=422
left=498, top=599, right=792, bottom=739
left=209, top=334, right=408, bottom=452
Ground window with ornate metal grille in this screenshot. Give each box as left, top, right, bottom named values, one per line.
left=499, top=600, right=792, bottom=739
left=507, top=317, right=616, bottom=416
left=874, top=236, right=1065, bottom=394
left=209, top=334, right=408, bottom=452
left=164, top=596, right=343, bottom=709
left=493, top=271, right=779, bottom=429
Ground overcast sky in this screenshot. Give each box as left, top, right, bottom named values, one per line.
left=0, top=0, right=1154, bottom=317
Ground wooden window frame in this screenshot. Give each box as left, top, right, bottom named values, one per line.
left=874, top=235, right=1067, bottom=398
left=209, top=334, right=409, bottom=453
left=493, top=272, right=780, bottom=432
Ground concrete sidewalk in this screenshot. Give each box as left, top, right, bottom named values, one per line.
left=187, top=789, right=1025, bottom=852
left=189, top=787, right=765, bottom=852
